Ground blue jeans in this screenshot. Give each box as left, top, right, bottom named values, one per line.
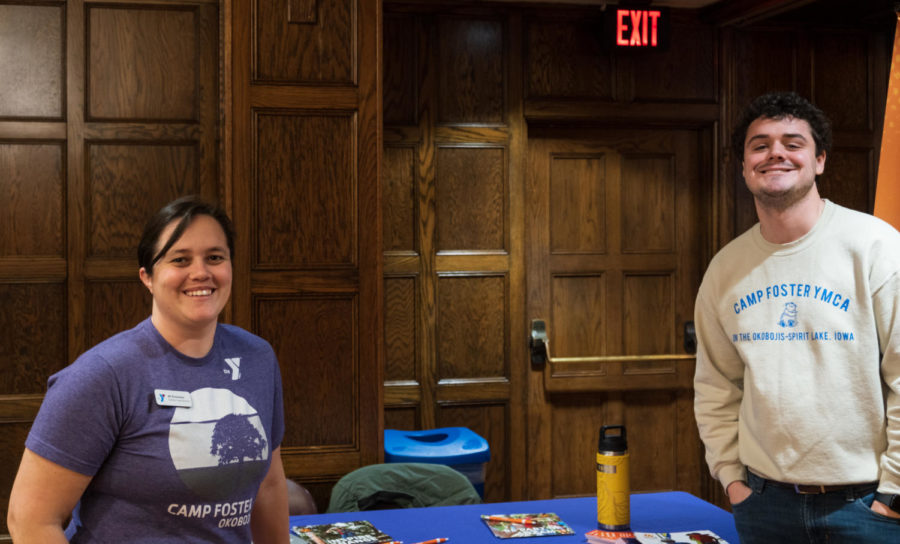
left=732, top=471, right=900, bottom=543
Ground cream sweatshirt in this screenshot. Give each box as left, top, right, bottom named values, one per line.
left=693, top=200, right=900, bottom=494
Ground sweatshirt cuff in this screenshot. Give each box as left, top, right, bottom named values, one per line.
left=717, top=464, right=747, bottom=492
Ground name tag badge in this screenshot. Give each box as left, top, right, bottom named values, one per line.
left=155, top=389, right=192, bottom=408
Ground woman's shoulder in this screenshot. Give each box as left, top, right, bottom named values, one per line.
left=216, top=323, right=275, bottom=352
left=83, top=318, right=159, bottom=360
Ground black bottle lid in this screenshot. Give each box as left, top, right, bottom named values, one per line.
left=598, top=425, right=627, bottom=454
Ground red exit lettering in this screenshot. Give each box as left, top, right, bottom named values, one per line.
left=616, top=9, right=662, bottom=47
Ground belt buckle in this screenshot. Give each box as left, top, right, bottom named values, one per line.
left=794, top=484, right=826, bottom=494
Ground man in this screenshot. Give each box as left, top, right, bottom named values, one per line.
left=693, top=91, right=900, bottom=542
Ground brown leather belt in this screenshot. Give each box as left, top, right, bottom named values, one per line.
left=763, top=477, right=876, bottom=495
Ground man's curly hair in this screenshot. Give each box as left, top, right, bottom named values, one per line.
left=731, top=92, right=833, bottom=160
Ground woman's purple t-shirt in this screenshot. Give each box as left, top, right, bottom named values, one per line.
left=26, top=318, right=285, bottom=543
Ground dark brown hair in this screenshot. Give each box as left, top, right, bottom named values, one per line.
left=138, top=195, right=235, bottom=276
left=732, top=92, right=833, bottom=160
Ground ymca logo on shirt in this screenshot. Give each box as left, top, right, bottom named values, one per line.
left=223, top=357, right=241, bottom=380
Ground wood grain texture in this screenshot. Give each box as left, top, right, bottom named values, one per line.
left=0, top=143, right=65, bottom=256
left=254, top=112, right=356, bottom=267
left=85, top=281, right=151, bottom=347
left=384, top=276, right=417, bottom=382
left=812, top=31, right=872, bottom=131
left=384, top=406, right=418, bottom=430
left=87, top=143, right=199, bottom=258
left=621, top=154, right=675, bottom=253
left=435, top=146, right=505, bottom=251
left=549, top=154, right=608, bottom=254
left=437, top=17, right=505, bottom=124
left=525, top=17, right=613, bottom=100
left=630, top=13, right=716, bottom=103
left=288, top=0, right=317, bottom=24
left=551, top=274, right=607, bottom=359
left=623, top=273, right=676, bottom=375
left=383, top=14, right=417, bottom=126
left=255, top=0, right=354, bottom=83
left=0, top=4, right=63, bottom=119
left=436, top=274, right=506, bottom=379
left=383, top=145, right=417, bottom=252
left=437, top=402, right=507, bottom=503
left=819, top=148, right=872, bottom=213
left=256, top=295, right=358, bottom=449
left=0, top=424, right=31, bottom=530
left=88, top=5, right=198, bottom=121
left=0, top=283, right=67, bottom=395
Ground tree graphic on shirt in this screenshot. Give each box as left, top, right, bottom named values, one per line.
left=210, top=413, right=268, bottom=465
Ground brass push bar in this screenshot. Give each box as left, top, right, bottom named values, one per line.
left=529, top=319, right=696, bottom=368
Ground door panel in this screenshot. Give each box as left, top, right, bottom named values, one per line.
left=526, top=128, right=707, bottom=499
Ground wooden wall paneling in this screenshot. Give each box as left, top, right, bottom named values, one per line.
left=0, top=3, right=64, bottom=119
left=0, top=424, right=32, bottom=536
left=810, top=30, right=881, bottom=214
left=0, top=0, right=220, bottom=536
left=437, top=402, right=508, bottom=502
left=622, top=273, right=677, bottom=375
left=384, top=405, right=418, bottom=430
left=383, top=14, right=417, bottom=126
left=383, top=144, right=417, bottom=252
left=505, top=12, right=527, bottom=501
left=524, top=15, right=613, bottom=100
left=549, top=154, right=608, bottom=253
left=628, top=12, right=717, bottom=103
left=435, top=146, right=506, bottom=251
left=431, top=13, right=516, bottom=503
left=0, top=283, right=68, bottom=395
left=620, top=155, right=675, bottom=253
left=84, top=281, right=151, bottom=348
left=414, top=13, right=438, bottom=431
left=436, top=274, right=507, bottom=379
left=382, top=7, right=523, bottom=501
left=86, top=142, right=201, bottom=256
left=0, top=4, right=71, bottom=534
left=811, top=30, right=872, bottom=132
left=821, top=148, right=875, bottom=214
left=384, top=276, right=417, bottom=383
left=257, top=295, right=358, bottom=448
left=234, top=0, right=381, bottom=511
left=253, top=111, right=357, bottom=267
left=255, top=0, right=355, bottom=83
left=87, top=6, right=198, bottom=121
left=437, top=16, right=506, bottom=124
left=0, top=143, right=66, bottom=256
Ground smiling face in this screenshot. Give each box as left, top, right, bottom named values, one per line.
left=742, top=116, right=826, bottom=211
left=139, top=214, right=232, bottom=343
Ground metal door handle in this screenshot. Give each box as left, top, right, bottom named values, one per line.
left=529, top=318, right=695, bottom=368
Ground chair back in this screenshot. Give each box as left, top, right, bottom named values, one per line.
left=326, top=462, right=482, bottom=513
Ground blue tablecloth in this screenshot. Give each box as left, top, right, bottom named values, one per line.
left=289, top=491, right=739, bottom=543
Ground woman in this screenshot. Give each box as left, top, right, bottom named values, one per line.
left=8, top=196, right=289, bottom=543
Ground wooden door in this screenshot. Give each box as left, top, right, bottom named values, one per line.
left=525, top=127, right=709, bottom=499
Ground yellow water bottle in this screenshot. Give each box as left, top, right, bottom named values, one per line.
left=596, top=424, right=630, bottom=530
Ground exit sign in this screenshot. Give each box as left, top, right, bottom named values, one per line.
left=605, top=6, right=670, bottom=50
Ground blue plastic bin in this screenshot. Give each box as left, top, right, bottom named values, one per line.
left=384, top=427, right=490, bottom=498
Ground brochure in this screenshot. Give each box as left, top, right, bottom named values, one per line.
left=586, top=529, right=729, bottom=544
left=291, top=520, right=395, bottom=544
left=480, top=512, right=575, bottom=538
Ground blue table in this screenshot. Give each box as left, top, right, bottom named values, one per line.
left=289, top=491, right=738, bottom=543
